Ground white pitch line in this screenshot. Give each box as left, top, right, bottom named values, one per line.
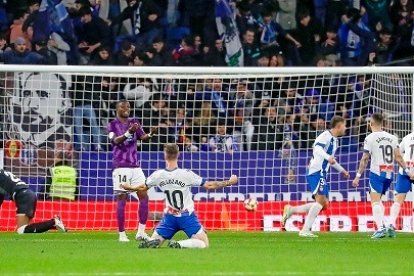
left=13, top=272, right=414, bottom=276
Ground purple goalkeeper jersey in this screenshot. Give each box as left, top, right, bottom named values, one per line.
left=107, top=118, right=146, bottom=169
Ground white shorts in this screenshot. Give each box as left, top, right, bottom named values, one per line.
left=112, top=167, right=146, bottom=193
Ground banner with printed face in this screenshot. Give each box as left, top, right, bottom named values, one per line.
left=3, top=72, right=74, bottom=174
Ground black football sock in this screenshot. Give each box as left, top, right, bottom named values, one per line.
left=23, top=219, right=55, bottom=233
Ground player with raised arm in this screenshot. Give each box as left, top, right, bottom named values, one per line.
left=282, top=116, right=349, bottom=237
left=108, top=99, right=157, bottom=242
left=121, top=143, right=238, bottom=249
left=388, top=131, right=414, bottom=237
left=352, top=113, right=414, bottom=239
left=0, top=169, right=66, bottom=234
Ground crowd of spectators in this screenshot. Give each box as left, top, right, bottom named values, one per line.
left=69, top=75, right=374, bottom=154
left=1, top=0, right=414, bottom=67
left=0, top=0, right=410, bottom=153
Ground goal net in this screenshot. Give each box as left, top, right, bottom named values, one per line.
left=0, top=66, right=413, bottom=232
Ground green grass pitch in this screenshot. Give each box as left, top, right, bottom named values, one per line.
left=2, top=231, right=414, bottom=275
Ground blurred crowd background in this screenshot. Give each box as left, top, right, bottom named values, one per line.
left=0, top=0, right=410, bottom=158
left=1, top=0, right=414, bottom=67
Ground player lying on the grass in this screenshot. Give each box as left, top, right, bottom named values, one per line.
left=352, top=113, right=414, bottom=239
left=0, top=169, right=66, bottom=234
left=388, top=131, right=414, bottom=235
left=120, top=143, right=238, bottom=249
left=282, top=116, right=349, bottom=237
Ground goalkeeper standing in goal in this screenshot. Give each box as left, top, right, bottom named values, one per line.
left=282, top=116, right=349, bottom=237
left=352, top=113, right=414, bottom=239
left=121, top=143, right=238, bottom=248
left=108, top=99, right=157, bottom=242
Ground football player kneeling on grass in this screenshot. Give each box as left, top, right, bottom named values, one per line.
left=0, top=169, right=66, bottom=234
left=121, top=143, right=238, bottom=249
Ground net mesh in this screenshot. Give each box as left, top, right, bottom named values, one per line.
left=0, top=68, right=412, bottom=232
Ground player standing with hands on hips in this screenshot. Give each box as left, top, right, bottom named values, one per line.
left=121, top=143, right=238, bottom=248
left=282, top=116, right=349, bottom=237
left=352, top=113, right=414, bottom=239
left=107, top=99, right=157, bottom=242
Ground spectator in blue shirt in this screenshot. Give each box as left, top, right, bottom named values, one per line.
left=339, top=8, right=376, bottom=66
left=0, top=37, right=43, bottom=64
left=259, top=10, right=301, bottom=50
left=209, top=119, right=238, bottom=154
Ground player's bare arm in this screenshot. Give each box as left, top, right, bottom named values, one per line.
left=119, top=183, right=148, bottom=192
left=352, top=152, right=370, bottom=187
left=111, top=123, right=139, bottom=145
left=203, top=175, right=238, bottom=190
left=394, top=148, right=414, bottom=179
left=140, top=126, right=158, bottom=141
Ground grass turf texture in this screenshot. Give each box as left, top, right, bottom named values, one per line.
left=1, top=232, right=414, bottom=275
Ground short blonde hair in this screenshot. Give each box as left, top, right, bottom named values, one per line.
left=164, top=143, right=179, bottom=160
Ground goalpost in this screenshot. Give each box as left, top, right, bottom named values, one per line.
left=0, top=65, right=413, bottom=232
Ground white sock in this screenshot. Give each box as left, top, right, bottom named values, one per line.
left=372, top=202, right=384, bottom=229
left=389, top=202, right=401, bottom=227
left=291, top=203, right=314, bottom=214
left=17, top=225, right=27, bottom=235
left=119, top=231, right=127, bottom=236
left=138, top=223, right=146, bottom=234
left=302, top=203, right=323, bottom=232
left=177, top=239, right=206, bottom=249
